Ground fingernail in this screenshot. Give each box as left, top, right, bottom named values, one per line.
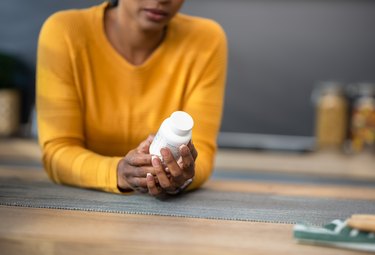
left=179, top=144, right=188, bottom=154
left=147, top=173, right=152, bottom=179
left=161, top=148, right=168, bottom=157
left=151, top=156, right=160, bottom=166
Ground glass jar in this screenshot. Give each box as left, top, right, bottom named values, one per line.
left=0, top=89, right=20, bottom=136
left=350, top=83, right=375, bottom=153
left=314, top=82, right=348, bottom=150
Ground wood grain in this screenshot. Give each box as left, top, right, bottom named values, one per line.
left=215, top=149, right=375, bottom=180
left=0, top=138, right=41, bottom=162
left=0, top=206, right=366, bottom=255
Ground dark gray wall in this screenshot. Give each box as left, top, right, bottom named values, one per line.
left=1, top=0, right=375, bottom=137
left=0, top=0, right=103, bottom=68
left=182, top=0, right=375, bottom=136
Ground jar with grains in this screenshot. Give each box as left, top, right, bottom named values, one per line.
left=350, top=83, right=375, bottom=153
left=314, top=82, right=348, bottom=150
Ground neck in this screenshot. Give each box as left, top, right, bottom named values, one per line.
left=105, top=7, right=166, bottom=66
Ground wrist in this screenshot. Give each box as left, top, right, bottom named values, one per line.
left=117, top=160, right=133, bottom=192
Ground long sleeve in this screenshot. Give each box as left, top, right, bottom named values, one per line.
left=183, top=22, right=228, bottom=190
left=37, top=12, right=122, bottom=193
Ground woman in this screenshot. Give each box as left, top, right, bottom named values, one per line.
left=37, top=0, right=227, bottom=196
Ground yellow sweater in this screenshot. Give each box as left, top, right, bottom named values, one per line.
left=36, top=2, right=227, bottom=193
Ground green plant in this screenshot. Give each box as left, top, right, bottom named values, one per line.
left=0, top=52, right=31, bottom=89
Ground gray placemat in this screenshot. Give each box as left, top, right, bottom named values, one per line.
left=1, top=170, right=374, bottom=225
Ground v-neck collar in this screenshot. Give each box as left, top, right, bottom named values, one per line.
left=94, top=2, right=172, bottom=72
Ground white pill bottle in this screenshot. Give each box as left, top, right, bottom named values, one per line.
left=149, top=111, right=194, bottom=160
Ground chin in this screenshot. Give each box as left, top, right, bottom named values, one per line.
left=140, top=20, right=167, bottom=32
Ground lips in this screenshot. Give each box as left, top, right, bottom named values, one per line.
left=143, top=8, right=169, bottom=22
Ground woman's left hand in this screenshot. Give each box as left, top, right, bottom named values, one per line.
left=147, top=142, right=198, bottom=196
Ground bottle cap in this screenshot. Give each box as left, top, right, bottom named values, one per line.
left=170, top=111, right=194, bottom=136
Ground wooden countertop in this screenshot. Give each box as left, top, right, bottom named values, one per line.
left=0, top=205, right=368, bottom=255
left=0, top=138, right=374, bottom=254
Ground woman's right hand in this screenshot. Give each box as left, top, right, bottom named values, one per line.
left=117, top=135, right=155, bottom=193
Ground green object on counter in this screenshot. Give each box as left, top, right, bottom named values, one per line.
left=294, top=219, right=375, bottom=252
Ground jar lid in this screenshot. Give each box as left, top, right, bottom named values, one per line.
left=170, top=111, right=194, bottom=136
left=311, top=81, right=345, bottom=105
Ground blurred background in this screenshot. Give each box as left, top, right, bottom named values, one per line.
left=0, top=0, right=374, bottom=153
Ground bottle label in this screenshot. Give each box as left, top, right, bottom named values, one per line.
left=150, top=132, right=181, bottom=160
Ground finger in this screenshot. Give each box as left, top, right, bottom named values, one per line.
left=160, top=148, right=184, bottom=185
left=137, top=142, right=149, bottom=153
left=146, top=173, right=162, bottom=196
left=179, top=144, right=195, bottom=179
left=128, top=177, right=148, bottom=189
left=125, top=176, right=148, bottom=193
left=187, top=141, right=198, bottom=161
left=135, top=187, right=148, bottom=193
left=152, top=156, right=173, bottom=190
left=147, top=134, right=155, bottom=143
left=126, top=153, right=152, bottom=166
left=130, top=166, right=156, bottom=177
left=137, top=135, right=155, bottom=153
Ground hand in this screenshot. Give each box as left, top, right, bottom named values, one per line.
left=147, top=141, right=198, bottom=196
left=117, top=135, right=155, bottom=193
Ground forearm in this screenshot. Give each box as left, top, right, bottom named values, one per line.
left=186, top=141, right=216, bottom=191
left=41, top=138, right=122, bottom=193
